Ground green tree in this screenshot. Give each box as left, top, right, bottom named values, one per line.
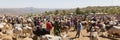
left=63, top=10, right=69, bottom=15
left=55, top=10, right=59, bottom=15
left=76, top=8, right=80, bottom=14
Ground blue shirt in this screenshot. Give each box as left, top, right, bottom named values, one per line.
left=77, top=23, right=82, bottom=31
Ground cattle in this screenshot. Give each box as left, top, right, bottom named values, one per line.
left=107, top=26, right=120, bottom=37
left=2, top=23, right=13, bottom=33
left=86, top=21, right=96, bottom=32
left=13, top=23, right=33, bottom=38
left=32, top=27, right=50, bottom=40
left=41, top=34, right=67, bottom=40
left=0, top=23, right=5, bottom=32
left=0, top=22, right=13, bottom=34
left=22, top=26, right=33, bottom=37
left=23, top=37, right=33, bottom=40
left=14, top=24, right=22, bottom=28
left=42, top=35, right=62, bottom=40
left=13, top=26, right=23, bottom=39
left=81, top=21, right=88, bottom=29
left=89, top=25, right=98, bottom=40
left=5, top=29, right=14, bottom=37
left=61, top=26, right=69, bottom=34
left=60, top=32, right=67, bottom=40
left=27, top=17, right=33, bottom=23
left=2, top=35, right=13, bottom=40
left=0, top=32, right=3, bottom=39
left=0, top=14, right=119, bottom=40
left=33, top=27, right=50, bottom=36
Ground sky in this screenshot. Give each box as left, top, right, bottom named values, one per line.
left=0, top=0, right=120, bottom=8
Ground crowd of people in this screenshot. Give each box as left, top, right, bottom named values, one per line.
left=0, top=14, right=119, bottom=40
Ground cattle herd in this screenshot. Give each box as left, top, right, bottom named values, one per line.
left=0, top=14, right=119, bottom=40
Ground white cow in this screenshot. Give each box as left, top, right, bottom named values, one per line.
left=42, top=34, right=67, bottom=40
left=22, top=26, right=33, bottom=37
left=0, top=22, right=6, bottom=29
left=14, top=24, right=22, bottom=28
left=13, top=24, right=23, bottom=39
left=0, top=22, right=12, bottom=33
left=109, top=21, right=117, bottom=25
left=27, top=18, right=32, bottom=22
left=42, top=35, right=61, bottom=40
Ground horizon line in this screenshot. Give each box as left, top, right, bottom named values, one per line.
left=0, top=5, right=120, bottom=9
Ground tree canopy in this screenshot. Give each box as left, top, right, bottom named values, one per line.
left=43, top=6, right=120, bottom=15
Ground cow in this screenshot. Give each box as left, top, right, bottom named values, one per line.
left=0, top=32, right=3, bottom=39
left=33, top=27, right=50, bottom=40
left=90, top=27, right=98, bottom=40
left=22, top=25, right=33, bottom=37
left=0, top=22, right=13, bottom=34
left=2, top=35, right=13, bottom=40
left=23, top=37, right=33, bottom=40
left=2, top=23, right=13, bottom=34
left=41, top=35, right=62, bottom=40
left=13, top=25, right=23, bottom=39
left=107, top=26, right=120, bottom=38
left=0, top=22, right=6, bottom=32
left=33, top=27, right=50, bottom=36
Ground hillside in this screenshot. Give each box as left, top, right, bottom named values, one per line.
left=0, top=7, right=58, bottom=15
left=0, top=6, right=120, bottom=15
left=44, top=6, right=120, bottom=15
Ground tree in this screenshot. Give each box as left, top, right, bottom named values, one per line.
left=91, top=10, right=96, bottom=14
left=63, top=10, right=69, bottom=15
left=76, top=8, right=80, bottom=14
left=55, top=10, right=59, bottom=15
left=75, top=8, right=84, bottom=15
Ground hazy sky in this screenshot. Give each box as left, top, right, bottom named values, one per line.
left=0, top=0, right=120, bottom=8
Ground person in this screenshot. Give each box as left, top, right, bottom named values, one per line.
left=37, top=19, right=41, bottom=27
left=75, top=20, right=82, bottom=38
left=54, top=19, right=61, bottom=36
left=73, top=17, right=77, bottom=31
left=46, top=20, right=52, bottom=31
left=34, top=17, right=38, bottom=27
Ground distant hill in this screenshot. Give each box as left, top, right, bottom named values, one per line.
left=1, top=6, right=120, bottom=16
left=0, top=7, right=58, bottom=15
left=44, top=6, right=120, bottom=15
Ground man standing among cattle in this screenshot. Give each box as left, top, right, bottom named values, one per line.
left=46, top=20, right=52, bottom=34
left=54, top=18, right=61, bottom=36
left=75, top=19, right=83, bottom=38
